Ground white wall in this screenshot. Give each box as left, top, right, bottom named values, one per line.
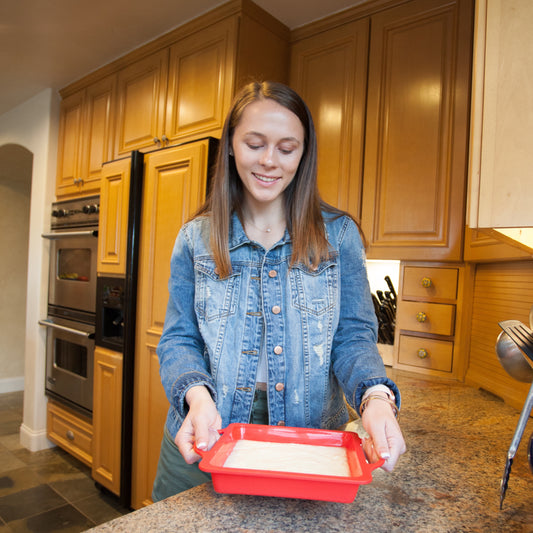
left=0, top=89, right=60, bottom=450
left=0, top=144, right=32, bottom=392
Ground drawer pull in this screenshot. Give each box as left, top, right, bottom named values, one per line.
left=66, top=430, right=75, bottom=441
left=421, top=277, right=432, bottom=288
left=416, top=311, right=427, bottom=323
left=417, top=348, right=429, bottom=359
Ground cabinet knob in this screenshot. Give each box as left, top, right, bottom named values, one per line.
left=153, top=137, right=161, bottom=144
left=417, top=348, right=429, bottom=359
left=416, top=311, right=427, bottom=323
left=66, top=430, right=75, bottom=441
left=421, top=277, right=432, bottom=288
left=161, top=134, right=169, bottom=143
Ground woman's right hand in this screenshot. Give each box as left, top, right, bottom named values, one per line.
left=175, top=385, right=222, bottom=464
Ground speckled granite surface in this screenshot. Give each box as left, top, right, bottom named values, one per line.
left=87, top=370, right=533, bottom=532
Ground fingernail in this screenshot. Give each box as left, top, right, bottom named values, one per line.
left=197, top=442, right=207, bottom=450
left=380, top=452, right=390, bottom=459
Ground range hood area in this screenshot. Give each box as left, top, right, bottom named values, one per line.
left=467, top=0, right=533, bottom=256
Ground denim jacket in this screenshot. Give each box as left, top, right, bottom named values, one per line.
left=157, top=211, right=400, bottom=438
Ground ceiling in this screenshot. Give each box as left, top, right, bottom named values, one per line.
left=0, top=0, right=364, bottom=117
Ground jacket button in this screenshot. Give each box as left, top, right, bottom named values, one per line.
left=268, top=269, right=277, bottom=278
left=275, top=382, right=284, bottom=392
left=272, top=305, right=281, bottom=314
left=274, top=345, right=283, bottom=355
left=277, top=420, right=286, bottom=426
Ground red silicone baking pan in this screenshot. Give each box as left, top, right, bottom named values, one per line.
left=194, top=423, right=384, bottom=503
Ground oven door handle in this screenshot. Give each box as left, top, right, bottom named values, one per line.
left=39, top=319, right=95, bottom=339
left=41, top=230, right=98, bottom=239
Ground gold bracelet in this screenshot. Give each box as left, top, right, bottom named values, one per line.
left=360, top=395, right=400, bottom=420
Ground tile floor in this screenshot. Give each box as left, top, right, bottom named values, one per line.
left=0, top=392, right=130, bottom=532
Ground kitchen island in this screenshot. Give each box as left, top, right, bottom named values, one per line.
left=87, top=370, right=533, bottom=532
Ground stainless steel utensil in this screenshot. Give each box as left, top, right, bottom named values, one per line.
left=497, top=320, right=533, bottom=509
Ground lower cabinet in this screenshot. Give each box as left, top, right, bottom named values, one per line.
left=47, top=400, right=93, bottom=467
left=393, top=262, right=472, bottom=379
left=92, top=346, right=123, bottom=496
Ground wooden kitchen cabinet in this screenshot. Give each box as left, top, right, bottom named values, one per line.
left=131, top=139, right=214, bottom=509
left=114, top=50, right=169, bottom=156
left=165, top=18, right=237, bottom=143
left=92, top=346, right=123, bottom=496
left=290, top=19, right=369, bottom=219
left=47, top=400, right=93, bottom=467
left=113, top=3, right=289, bottom=157
left=361, top=0, right=473, bottom=260
left=290, top=0, right=473, bottom=260
left=393, top=262, right=470, bottom=378
left=56, top=75, right=116, bottom=198
left=97, top=157, right=131, bottom=276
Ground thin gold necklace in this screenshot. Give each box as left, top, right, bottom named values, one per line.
left=245, top=218, right=272, bottom=233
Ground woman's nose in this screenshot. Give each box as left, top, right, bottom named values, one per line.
left=259, top=146, right=275, bottom=166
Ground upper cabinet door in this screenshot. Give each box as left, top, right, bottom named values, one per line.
left=290, top=20, right=369, bottom=220
left=56, top=90, right=85, bottom=195
left=97, top=157, right=131, bottom=276
left=79, top=76, right=116, bottom=192
left=114, top=50, right=169, bottom=156
left=56, top=75, right=116, bottom=198
left=165, top=18, right=237, bottom=143
left=361, top=0, right=474, bottom=260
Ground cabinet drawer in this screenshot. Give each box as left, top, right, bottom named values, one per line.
left=403, top=266, right=458, bottom=300
left=398, top=335, right=453, bottom=372
left=47, top=401, right=93, bottom=467
left=398, top=301, right=455, bottom=336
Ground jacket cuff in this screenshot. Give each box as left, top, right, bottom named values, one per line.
left=354, top=377, right=401, bottom=415
left=173, top=371, right=217, bottom=419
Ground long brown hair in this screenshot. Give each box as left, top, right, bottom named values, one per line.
left=196, top=81, right=346, bottom=278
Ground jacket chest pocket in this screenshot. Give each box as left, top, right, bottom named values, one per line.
left=195, top=262, right=242, bottom=322
left=289, top=260, right=337, bottom=316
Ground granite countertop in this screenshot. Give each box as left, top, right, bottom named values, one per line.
left=87, top=371, right=533, bottom=532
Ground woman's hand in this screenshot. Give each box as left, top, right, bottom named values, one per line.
left=175, top=385, right=222, bottom=464
left=361, top=394, right=406, bottom=472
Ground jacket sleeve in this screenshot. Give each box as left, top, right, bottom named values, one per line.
left=330, top=217, right=400, bottom=411
left=156, top=224, right=216, bottom=419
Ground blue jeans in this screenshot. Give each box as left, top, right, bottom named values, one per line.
left=152, top=390, right=268, bottom=502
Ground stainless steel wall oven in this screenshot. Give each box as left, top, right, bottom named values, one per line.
left=40, top=195, right=99, bottom=416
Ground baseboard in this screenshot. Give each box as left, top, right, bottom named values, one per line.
left=0, top=376, right=24, bottom=394
left=19, top=423, right=55, bottom=452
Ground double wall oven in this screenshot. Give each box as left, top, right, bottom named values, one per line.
left=40, top=195, right=100, bottom=416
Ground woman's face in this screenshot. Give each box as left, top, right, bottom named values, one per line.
left=231, top=98, right=305, bottom=210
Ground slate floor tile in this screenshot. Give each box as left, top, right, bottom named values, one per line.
left=7, top=503, right=94, bottom=533
left=0, top=484, right=66, bottom=523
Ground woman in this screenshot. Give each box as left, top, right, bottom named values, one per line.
left=152, top=81, right=406, bottom=501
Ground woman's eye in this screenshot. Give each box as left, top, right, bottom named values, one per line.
left=247, top=144, right=262, bottom=150
left=279, top=148, right=294, bottom=155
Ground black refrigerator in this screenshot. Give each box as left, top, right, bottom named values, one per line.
left=95, top=138, right=218, bottom=507
left=95, top=149, right=144, bottom=506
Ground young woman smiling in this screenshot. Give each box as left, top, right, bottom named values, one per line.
left=152, top=81, right=406, bottom=501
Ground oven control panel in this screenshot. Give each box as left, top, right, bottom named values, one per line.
left=51, top=195, right=100, bottom=229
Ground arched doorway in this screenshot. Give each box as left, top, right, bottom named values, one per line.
left=0, top=143, right=33, bottom=392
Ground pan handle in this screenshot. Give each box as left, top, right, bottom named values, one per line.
left=192, top=428, right=225, bottom=457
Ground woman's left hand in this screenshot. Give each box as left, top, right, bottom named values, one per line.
left=361, top=395, right=406, bottom=472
